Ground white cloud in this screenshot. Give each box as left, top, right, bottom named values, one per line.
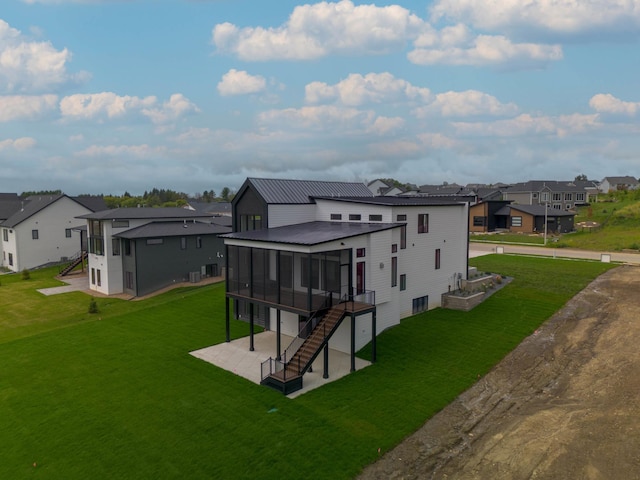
left=212, top=0, right=424, bottom=61
left=430, top=0, right=640, bottom=38
left=0, top=136, right=36, bottom=151
left=368, top=116, right=405, bottom=135
left=141, top=93, right=200, bottom=124
left=452, top=113, right=600, bottom=137
left=414, top=90, right=518, bottom=117
left=217, top=69, right=267, bottom=96
left=305, top=72, right=431, bottom=106
left=409, top=32, right=562, bottom=67
left=75, top=144, right=168, bottom=158
left=0, top=19, right=88, bottom=93
left=258, top=105, right=377, bottom=132
left=589, top=93, right=640, bottom=116
left=0, top=94, right=58, bottom=121
left=59, top=92, right=198, bottom=124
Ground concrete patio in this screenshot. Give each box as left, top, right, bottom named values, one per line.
left=190, top=331, right=371, bottom=399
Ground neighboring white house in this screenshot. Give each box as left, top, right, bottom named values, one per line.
left=599, top=176, right=639, bottom=194
left=221, top=178, right=469, bottom=394
left=0, top=194, right=104, bottom=272
left=77, top=207, right=219, bottom=296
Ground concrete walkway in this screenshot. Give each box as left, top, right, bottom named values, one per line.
left=37, top=274, right=89, bottom=296
left=470, top=242, right=640, bottom=264
left=191, top=331, right=371, bottom=399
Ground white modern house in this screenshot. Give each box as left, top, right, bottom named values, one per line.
left=1, top=194, right=104, bottom=272
left=599, top=176, right=639, bottom=194
left=77, top=207, right=228, bottom=296
left=221, top=178, right=469, bottom=394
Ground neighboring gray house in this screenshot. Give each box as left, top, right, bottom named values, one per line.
left=77, top=208, right=230, bottom=296
left=502, top=181, right=591, bottom=210
left=1, top=194, right=105, bottom=272
left=599, top=176, right=639, bottom=194
left=495, top=204, right=576, bottom=234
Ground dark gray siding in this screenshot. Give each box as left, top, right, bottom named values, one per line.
left=129, top=234, right=226, bottom=297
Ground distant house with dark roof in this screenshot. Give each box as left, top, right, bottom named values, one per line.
left=495, top=204, right=575, bottom=234
left=77, top=207, right=230, bottom=297
left=599, top=176, right=639, bottom=194
left=221, top=177, right=469, bottom=394
left=1, top=194, right=105, bottom=272
left=502, top=181, right=592, bottom=210
left=469, top=200, right=511, bottom=232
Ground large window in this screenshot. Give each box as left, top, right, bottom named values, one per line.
left=418, top=214, right=429, bottom=233
left=240, top=214, right=262, bottom=232
left=511, top=216, right=522, bottom=227
left=391, top=257, right=397, bottom=287
left=552, top=193, right=562, bottom=201
left=576, top=193, right=585, bottom=202
left=88, top=220, right=104, bottom=255
left=473, top=216, right=486, bottom=227
left=412, top=295, right=428, bottom=314
left=301, top=257, right=320, bottom=289
left=565, top=193, right=573, bottom=201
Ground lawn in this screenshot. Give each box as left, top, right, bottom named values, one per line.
left=0, top=256, right=614, bottom=479
left=470, top=233, right=546, bottom=245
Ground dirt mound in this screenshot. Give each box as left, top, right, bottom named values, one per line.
left=359, top=265, right=640, bottom=480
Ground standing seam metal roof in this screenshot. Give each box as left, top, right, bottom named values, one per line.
left=247, top=178, right=373, bottom=204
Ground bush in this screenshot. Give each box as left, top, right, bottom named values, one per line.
left=21, top=269, right=30, bottom=280
left=88, top=299, right=99, bottom=314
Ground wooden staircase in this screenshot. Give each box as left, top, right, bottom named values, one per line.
left=59, top=251, right=87, bottom=276
left=261, top=305, right=347, bottom=394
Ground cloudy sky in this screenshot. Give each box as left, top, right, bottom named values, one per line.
left=1, top=0, right=639, bottom=195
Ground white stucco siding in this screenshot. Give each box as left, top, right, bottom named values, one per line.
left=268, top=205, right=316, bottom=227
left=314, top=199, right=393, bottom=222
left=9, top=197, right=91, bottom=272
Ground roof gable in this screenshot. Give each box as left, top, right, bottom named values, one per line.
left=241, top=177, right=373, bottom=205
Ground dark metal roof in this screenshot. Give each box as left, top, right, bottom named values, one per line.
left=221, top=221, right=402, bottom=246
left=114, top=221, right=231, bottom=239
left=602, top=176, right=638, bottom=185
left=496, top=204, right=576, bottom=217
left=72, top=195, right=107, bottom=212
left=1, top=194, right=63, bottom=227
left=245, top=178, right=373, bottom=204
left=507, top=181, right=588, bottom=193
left=314, top=196, right=467, bottom=206
left=0, top=194, right=22, bottom=221
left=77, top=207, right=208, bottom=221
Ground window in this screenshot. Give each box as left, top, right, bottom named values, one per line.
left=112, top=238, right=120, bottom=256
left=180, top=237, right=187, bottom=250
left=576, top=193, right=585, bottom=202
left=473, top=216, right=486, bottom=227
left=541, top=192, right=549, bottom=202
left=418, top=214, right=429, bottom=233
left=391, top=257, right=398, bottom=287
left=369, top=214, right=382, bottom=222
left=391, top=244, right=397, bottom=253
left=300, top=257, right=320, bottom=289
left=397, top=214, right=407, bottom=221
left=553, top=204, right=561, bottom=210
left=196, top=236, right=202, bottom=249
left=32, top=229, right=39, bottom=240
left=400, top=274, right=407, bottom=291
left=565, top=193, right=572, bottom=201
left=240, top=214, right=262, bottom=232
left=552, top=193, right=562, bottom=201
left=112, top=220, right=129, bottom=228
left=330, top=213, right=342, bottom=220
left=88, top=220, right=104, bottom=256
left=123, top=239, right=131, bottom=256
left=96, top=269, right=101, bottom=286
left=146, top=238, right=163, bottom=245
left=566, top=203, right=572, bottom=210
left=532, top=192, right=538, bottom=199
left=8, top=252, right=13, bottom=266
left=349, top=214, right=361, bottom=221
left=435, top=248, right=441, bottom=270
left=356, top=248, right=366, bottom=258
left=412, top=295, right=428, bottom=314
left=400, top=225, right=406, bottom=249
left=2, top=229, right=7, bottom=241
left=511, top=216, right=522, bottom=227
left=125, top=271, right=134, bottom=290
left=65, top=228, right=72, bottom=238
left=91, top=268, right=95, bottom=285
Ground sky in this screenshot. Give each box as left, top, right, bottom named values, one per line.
left=1, top=0, right=640, bottom=196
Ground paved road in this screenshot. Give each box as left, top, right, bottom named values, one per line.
left=470, top=242, right=640, bottom=265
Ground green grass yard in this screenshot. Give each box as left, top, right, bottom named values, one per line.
left=0, top=256, right=615, bottom=479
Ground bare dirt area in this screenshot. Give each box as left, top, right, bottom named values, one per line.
left=359, top=265, right=640, bottom=480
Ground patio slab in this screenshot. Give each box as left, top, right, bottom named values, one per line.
left=190, top=331, right=371, bottom=399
